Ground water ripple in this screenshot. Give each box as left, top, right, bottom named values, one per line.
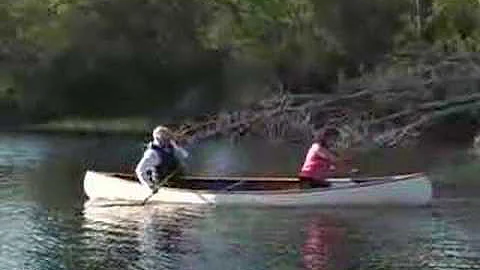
left=2, top=133, right=480, bottom=270
left=80, top=204, right=211, bottom=270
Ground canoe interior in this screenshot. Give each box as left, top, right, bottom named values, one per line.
left=109, top=173, right=301, bottom=191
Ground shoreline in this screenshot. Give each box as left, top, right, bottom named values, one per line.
left=1, top=98, right=479, bottom=152
left=3, top=118, right=155, bottom=137
left=1, top=115, right=477, bottom=147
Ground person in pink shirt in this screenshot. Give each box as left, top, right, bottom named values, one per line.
left=298, top=128, right=340, bottom=188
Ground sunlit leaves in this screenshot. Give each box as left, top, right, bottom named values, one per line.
left=426, top=0, right=480, bottom=52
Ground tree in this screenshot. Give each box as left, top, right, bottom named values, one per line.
left=425, top=0, right=480, bottom=52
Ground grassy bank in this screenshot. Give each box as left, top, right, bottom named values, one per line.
left=20, top=117, right=156, bottom=135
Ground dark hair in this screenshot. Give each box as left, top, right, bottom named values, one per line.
left=314, top=128, right=340, bottom=147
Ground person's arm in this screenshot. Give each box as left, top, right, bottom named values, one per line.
left=316, top=145, right=337, bottom=163
left=135, top=149, right=160, bottom=188
left=327, top=149, right=359, bottom=175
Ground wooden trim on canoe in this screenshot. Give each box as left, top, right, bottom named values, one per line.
left=106, top=172, right=425, bottom=183
left=182, top=175, right=299, bottom=182
left=165, top=173, right=428, bottom=195
left=91, top=171, right=427, bottom=195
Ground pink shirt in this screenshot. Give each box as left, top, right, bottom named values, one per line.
left=299, top=143, right=336, bottom=179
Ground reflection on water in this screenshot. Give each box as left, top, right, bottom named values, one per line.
left=82, top=204, right=210, bottom=270
left=424, top=200, right=480, bottom=269
left=82, top=204, right=352, bottom=270
left=0, top=133, right=480, bottom=269
left=302, top=215, right=347, bottom=270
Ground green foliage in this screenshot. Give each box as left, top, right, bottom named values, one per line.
left=17, top=0, right=226, bottom=118
left=1, top=0, right=480, bottom=122
left=422, top=0, right=480, bottom=52
left=200, top=0, right=412, bottom=91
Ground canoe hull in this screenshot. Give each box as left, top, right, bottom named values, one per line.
left=83, top=171, right=432, bottom=206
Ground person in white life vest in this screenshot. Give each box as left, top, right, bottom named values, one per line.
left=135, top=126, right=189, bottom=193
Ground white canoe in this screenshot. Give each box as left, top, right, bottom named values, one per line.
left=83, top=171, right=432, bottom=206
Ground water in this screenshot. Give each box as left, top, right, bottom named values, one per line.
left=1, top=132, right=480, bottom=270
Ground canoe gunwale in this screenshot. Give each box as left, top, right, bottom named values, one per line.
left=88, top=171, right=427, bottom=195
left=159, top=173, right=427, bottom=195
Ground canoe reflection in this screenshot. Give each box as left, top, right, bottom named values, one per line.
left=82, top=203, right=209, bottom=270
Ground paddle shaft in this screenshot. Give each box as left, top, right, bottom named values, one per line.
left=141, top=169, right=179, bottom=205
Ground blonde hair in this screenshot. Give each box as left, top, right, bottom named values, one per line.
left=152, top=125, right=173, bottom=142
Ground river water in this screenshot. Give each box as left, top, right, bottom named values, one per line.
left=1, top=132, right=480, bottom=270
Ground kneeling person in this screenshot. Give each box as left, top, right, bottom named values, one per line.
left=135, top=126, right=189, bottom=193
left=298, top=128, right=340, bottom=188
